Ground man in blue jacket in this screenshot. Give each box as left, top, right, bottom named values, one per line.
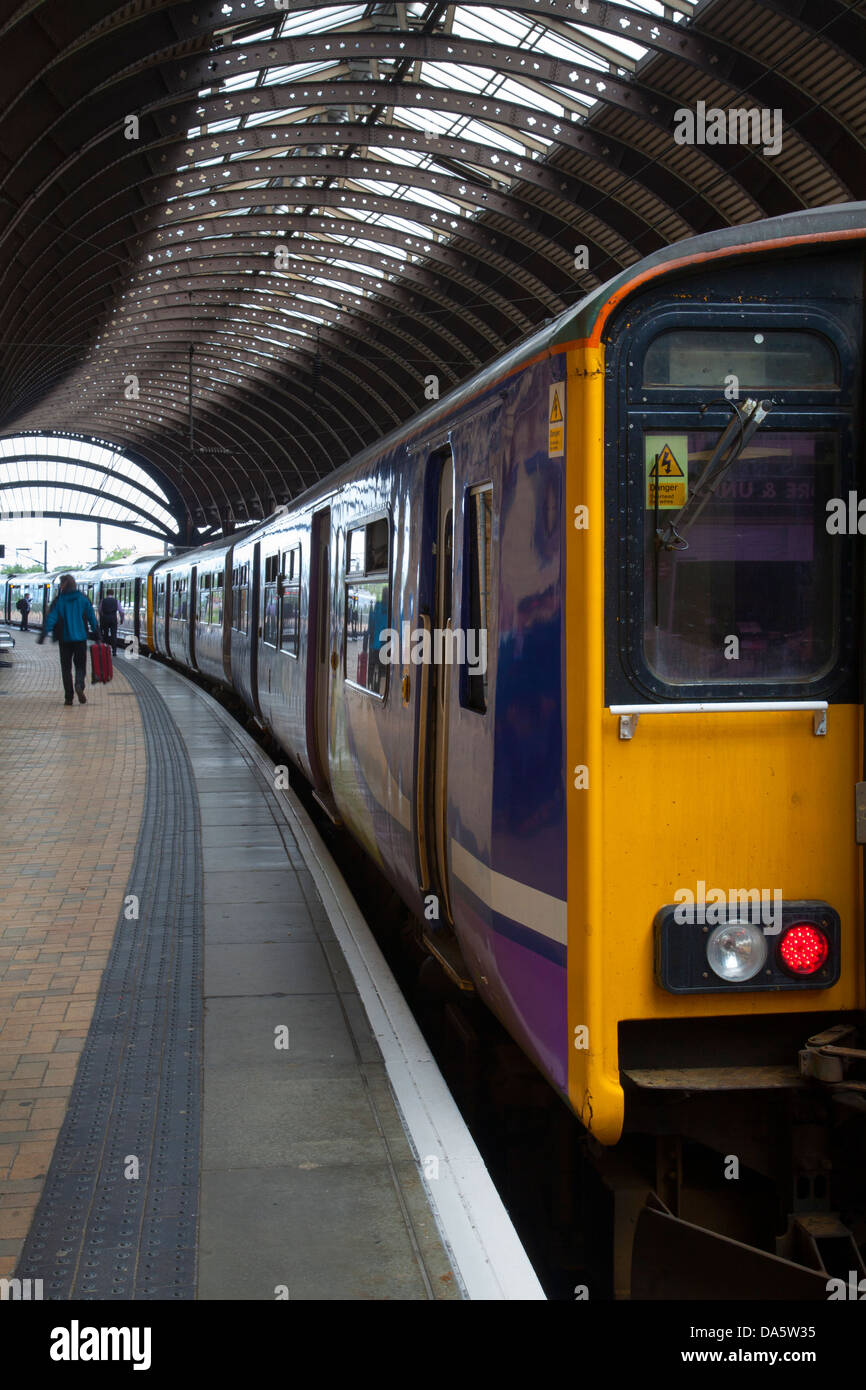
left=37, top=575, right=100, bottom=705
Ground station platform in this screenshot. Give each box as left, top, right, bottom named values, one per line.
left=1, top=633, right=543, bottom=1301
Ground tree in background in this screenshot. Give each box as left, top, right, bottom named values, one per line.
left=102, top=545, right=136, bottom=563
left=1, top=560, right=87, bottom=576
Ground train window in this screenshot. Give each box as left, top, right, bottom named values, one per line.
left=366, top=518, right=389, bottom=572
left=199, top=573, right=212, bottom=624
left=643, top=330, right=838, bottom=390
left=171, top=576, right=188, bottom=620
left=643, top=429, right=839, bottom=684
left=212, top=579, right=223, bottom=627
left=231, top=563, right=249, bottom=633
left=347, top=528, right=365, bottom=575
left=345, top=516, right=390, bottom=695
left=263, top=553, right=279, bottom=646
left=464, top=485, right=493, bottom=713
left=279, top=545, right=301, bottom=656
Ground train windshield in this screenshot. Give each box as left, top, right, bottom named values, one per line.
left=644, top=428, right=839, bottom=684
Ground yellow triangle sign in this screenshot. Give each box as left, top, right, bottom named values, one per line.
left=654, top=442, right=684, bottom=477
left=549, top=390, right=563, bottom=423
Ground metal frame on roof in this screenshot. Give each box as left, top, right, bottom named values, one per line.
left=0, top=0, right=863, bottom=537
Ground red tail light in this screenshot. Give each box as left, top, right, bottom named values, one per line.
left=779, top=923, right=828, bottom=976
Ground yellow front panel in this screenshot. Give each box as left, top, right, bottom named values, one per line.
left=565, top=341, right=865, bottom=1144
left=601, top=707, right=863, bottom=1043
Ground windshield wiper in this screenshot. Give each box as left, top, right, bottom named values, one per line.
left=655, top=397, right=774, bottom=553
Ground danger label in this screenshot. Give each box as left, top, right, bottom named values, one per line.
left=548, top=383, right=565, bottom=457
left=645, top=436, right=688, bottom=508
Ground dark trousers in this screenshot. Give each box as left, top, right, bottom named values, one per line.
left=19, top=614, right=29, bottom=631
left=101, top=618, right=118, bottom=655
left=59, top=641, right=87, bottom=700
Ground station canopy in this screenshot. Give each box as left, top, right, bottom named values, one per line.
left=0, top=0, right=863, bottom=542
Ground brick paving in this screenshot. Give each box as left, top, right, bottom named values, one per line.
left=0, top=632, right=145, bottom=1274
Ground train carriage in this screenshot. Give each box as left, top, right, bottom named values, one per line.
left=153, top=540, right=226, bottom=682
left=93, top=203, right=866, bottom=1289
left=2, top=571, right=51, bottom=628
left=42, top=558, right=163, bottom=653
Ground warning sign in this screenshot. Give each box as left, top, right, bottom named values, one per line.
left=548, top=383, right=565, bottom=458
left=645, top=435, right=688, bottom=509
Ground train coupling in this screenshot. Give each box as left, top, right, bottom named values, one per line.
left=799, top=1023, right=866, bottom=1092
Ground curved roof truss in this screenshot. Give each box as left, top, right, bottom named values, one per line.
left=0, top=0, right=863, bottom=528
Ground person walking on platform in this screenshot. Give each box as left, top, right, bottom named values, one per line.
left=99, top=590, right=124, bottom=656
left=37, top=575, right=100, bottom=706
left=15, top=592, right=31, bottom=631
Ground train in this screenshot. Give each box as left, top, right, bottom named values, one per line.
left=6, top=202, right=866, bottom=1294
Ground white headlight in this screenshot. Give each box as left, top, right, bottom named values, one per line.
left=706, top=919, right=767, bottom=982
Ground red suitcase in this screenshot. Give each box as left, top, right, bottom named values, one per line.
left=90, top=641, right=113, bottom=684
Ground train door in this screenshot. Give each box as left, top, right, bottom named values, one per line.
left=189, top=565, right=198, bottom=670
left=221, top=554, right=233, bottom=683
left=250, top=540, right=262, bottom=717
left=162, top=571, right=173, bottom=656
left=422, top=450, right=455, bottom=923
left=306, top=507, right=333, bottom=798
left=146, top=572, right=158, bottom=652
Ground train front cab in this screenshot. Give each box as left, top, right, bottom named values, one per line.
left=566, top=235, right=866, bottom=1149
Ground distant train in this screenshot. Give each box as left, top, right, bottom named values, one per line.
left=8, top=204, right=866, bottom=1290
left=2, top=573, right=49, bottom=629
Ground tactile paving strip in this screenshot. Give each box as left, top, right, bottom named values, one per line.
left=15, top=657, right=202, bottom=1299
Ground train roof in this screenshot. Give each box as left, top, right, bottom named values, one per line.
left=548, top=200, right=866, bottom=350
left=15, top=205, right=860, bottom=571
left=232, top=202, right=866, bottom=536
left=150, top=523, right=262, bottom=573
left=47, top=555, right=165, bottom=585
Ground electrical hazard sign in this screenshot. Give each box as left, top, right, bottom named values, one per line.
left=548, top=383, right=565, bottom=457
left=645, top=435, right=688, bottom=508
